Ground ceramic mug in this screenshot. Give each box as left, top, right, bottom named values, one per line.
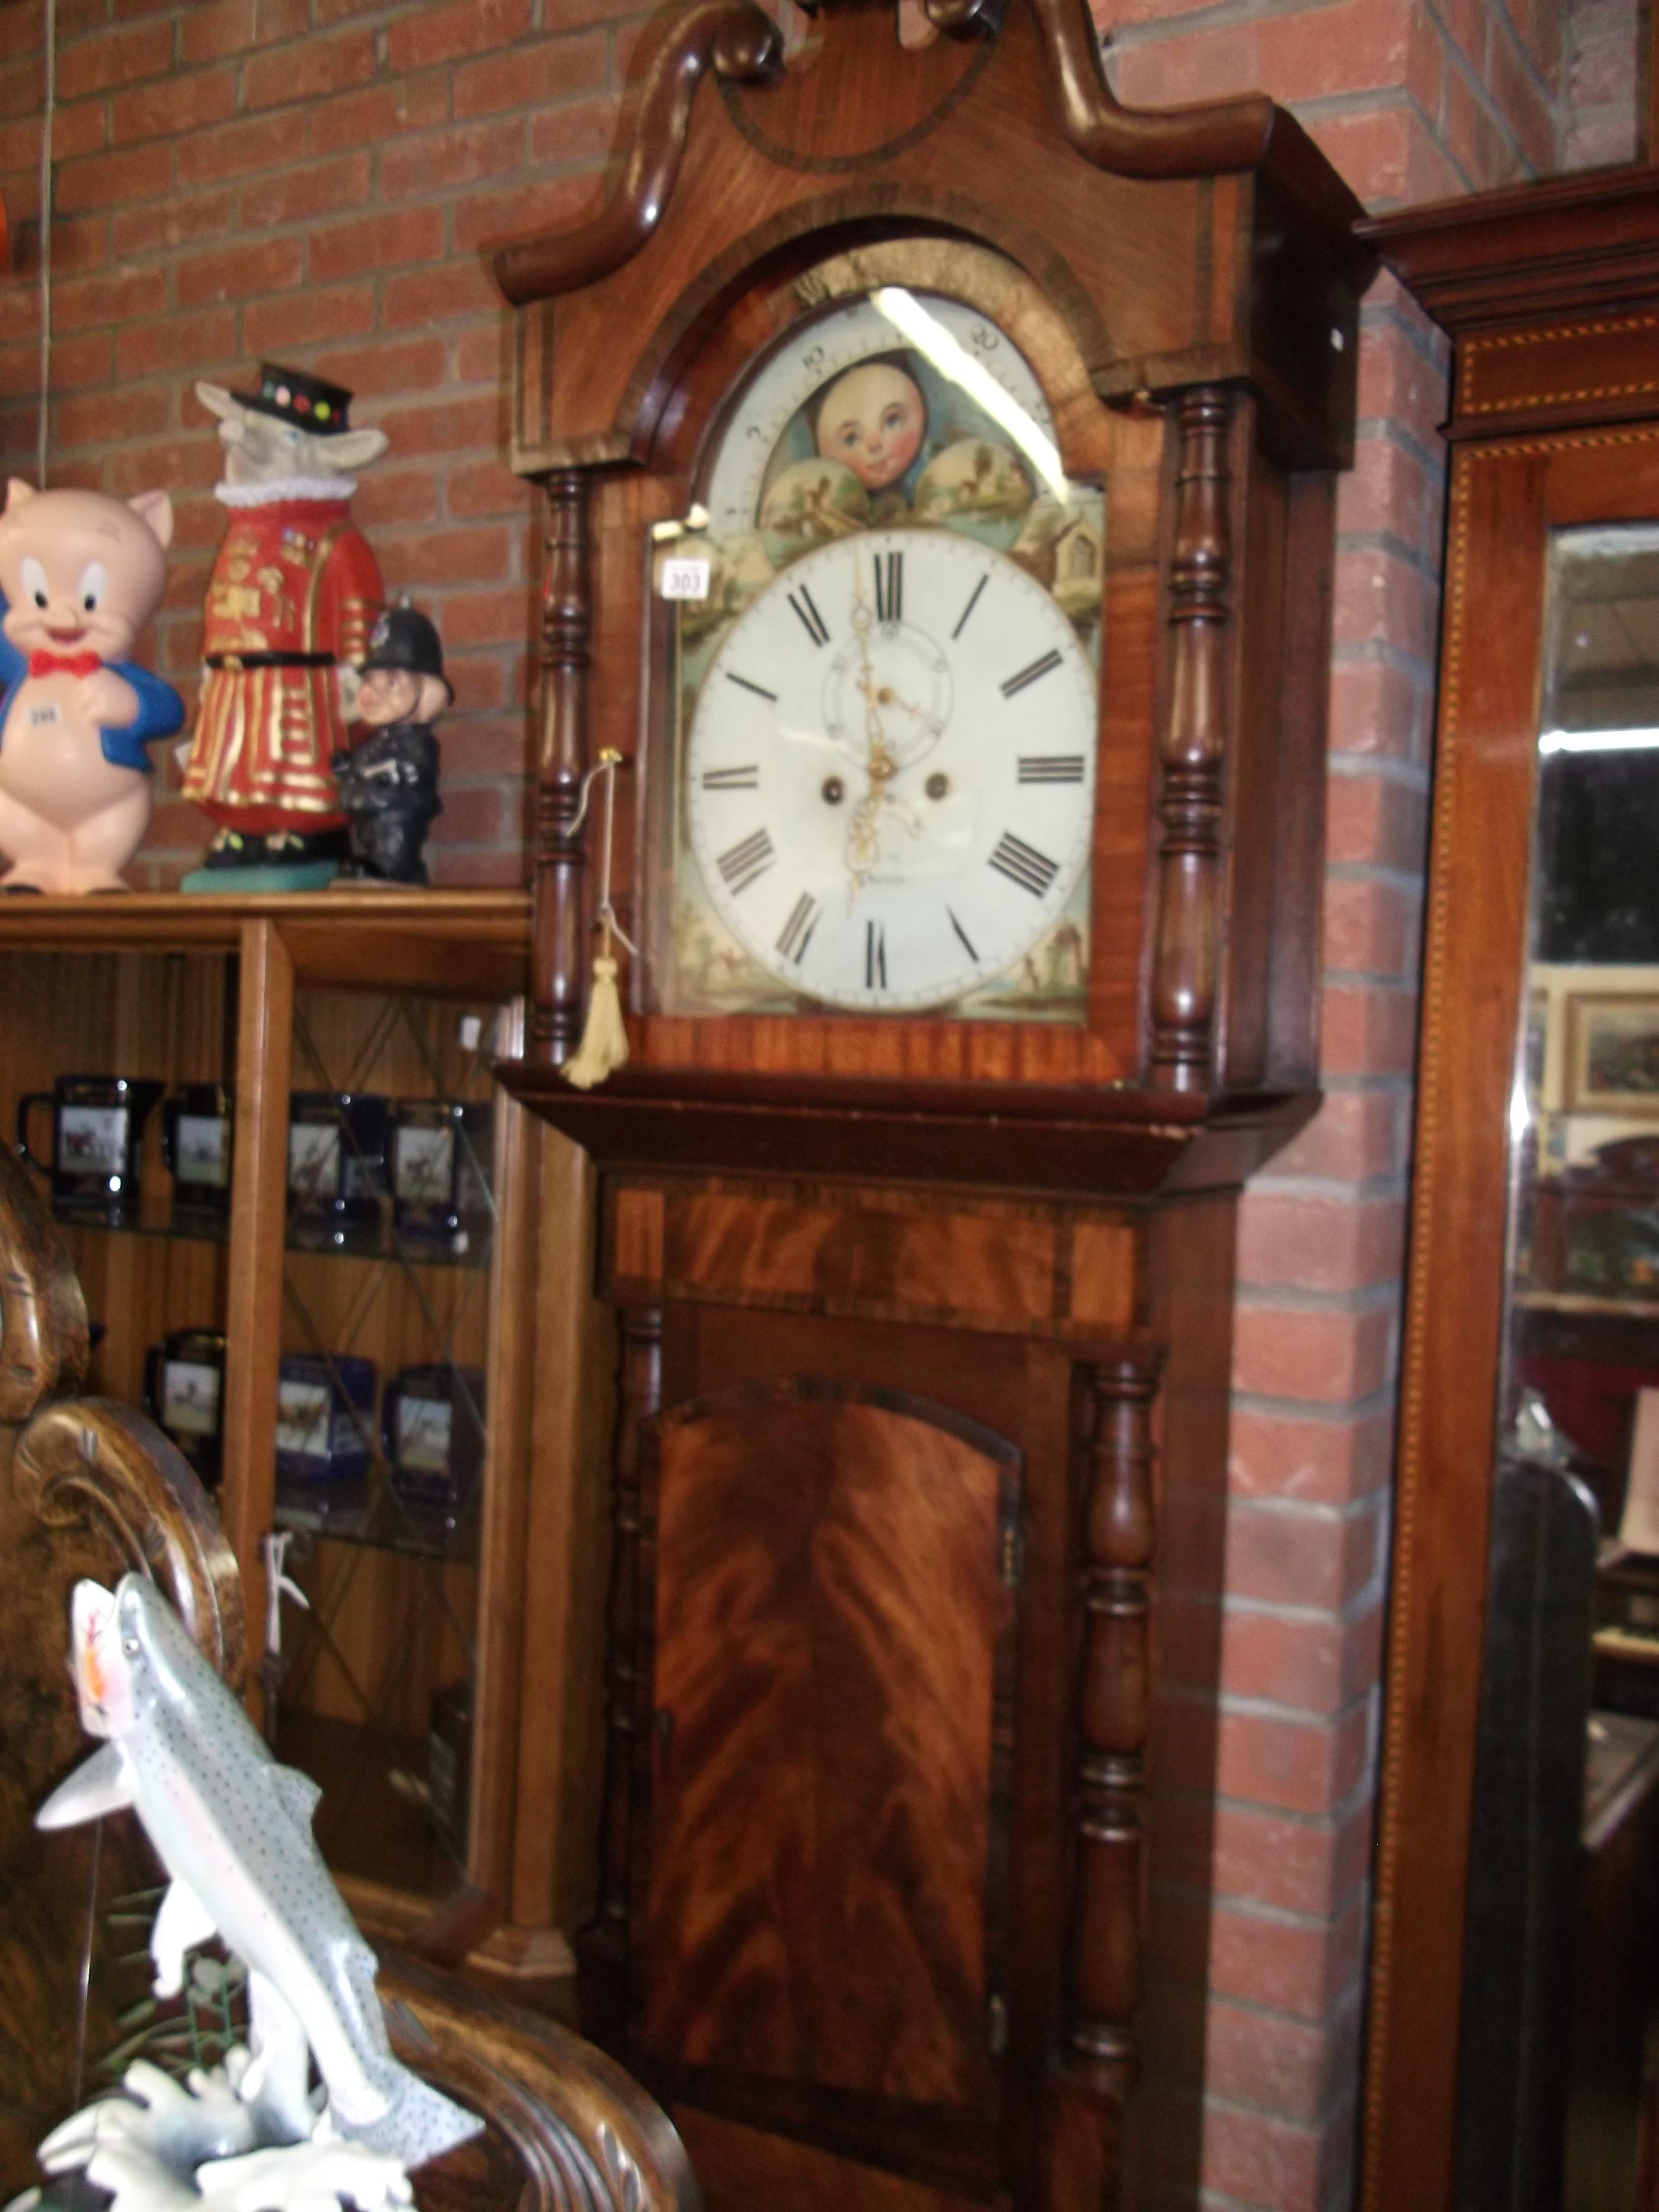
left=389, top=1099, right=493, bottom=1253
left=160, top=1083, right=235, bottom=1218
left=275, top=1353, right=377, bottom=1484
left=286, top=1092, right=388, bottom=1249
left=143, top=1328, right=227, bottom=1488
left=382, top=1363, right=485, bottom=1514
left=17, top=1074, right=164, bottom=1222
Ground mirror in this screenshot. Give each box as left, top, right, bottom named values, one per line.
left=1470, top=525, right=1659, bottom=2211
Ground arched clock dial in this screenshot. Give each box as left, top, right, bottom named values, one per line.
left=685, top=528, right=1097, bottom=1013
left=704, top=290, right=1058, bottom=533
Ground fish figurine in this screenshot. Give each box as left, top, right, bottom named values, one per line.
left=37, top=1574, right=481, bottom=2171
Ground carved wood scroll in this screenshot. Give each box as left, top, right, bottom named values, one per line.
left=494, top=0, right=783, bottom=306
left=534, top=473, right=595, bottom=1066
left=1151, top=386, right=1233, bottom=1091
left=1066, top=1353, right=1159, bottom=2126
left=0, top=1145, right=88, bottom=1425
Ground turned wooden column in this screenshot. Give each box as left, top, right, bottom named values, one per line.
left=532, top=469, right=593, bottom=1066
left=1064, top=1352, right=1160, bottom=2145
left=578, top=1302, right=663, bottom=2051
left=1150, top=387, right=1233, bottom=1092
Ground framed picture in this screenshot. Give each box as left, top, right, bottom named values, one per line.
left=1567, top=994, right=1659, bottom=1115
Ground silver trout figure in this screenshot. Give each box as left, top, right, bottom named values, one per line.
left=37, top=1574, right=480, bottom=2170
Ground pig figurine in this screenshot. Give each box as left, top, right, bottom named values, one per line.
left=180, top=364, right=386, bottom=892
left=0, top=480, right=183, bottom=894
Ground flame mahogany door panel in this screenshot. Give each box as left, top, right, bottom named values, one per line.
left=638, top=1382, right=1019, bottom=2115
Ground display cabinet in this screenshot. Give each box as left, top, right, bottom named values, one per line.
left=0, top=890, right=594, bottom=1992
left=1361, top=170, right=1659, bottom=2212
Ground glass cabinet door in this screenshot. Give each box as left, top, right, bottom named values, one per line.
left=1476, top=524, right=1659, bottom=2210
left=264, top=984, right=525, bottom=1915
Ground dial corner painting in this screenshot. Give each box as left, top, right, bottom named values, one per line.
left=643, top=288, right=1106, bottom=1024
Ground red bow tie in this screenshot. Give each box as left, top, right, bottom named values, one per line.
left=28, top=648, right=101, bottom=679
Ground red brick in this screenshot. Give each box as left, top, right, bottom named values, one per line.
left=238, top=154, right=372, bottom=231
left=452, top=174, right=597, bottom=253
left=1215, top=1702, right=1373, bottom=1823
left=0, top=58, right=42, bottom=125
left=309, top=206, right=446, bottom=283
left=1338, top=429, right=1437, bottom=551
left=175, top=111, right=308, bottom=186
left=1326, top=769, right=1427, bottom=872
left=453, top=326, right=510, bottom=386
left=381, top=525, right=515, bottom=591
left=42, top=331, right=115, bottom=390
left=527, top=93, right=621, bottom=168
left=1112, top=22, right=1256, bottom=109
left=1215, top=1602, right=1383, bottom=1715
left=427, top=843, right=525, bottom=887
left=241, top=281, right=376, bottom=352
left=1256, top=0, right=1414, bottom=103
left=0, top=101, right=105, bottom=173
left=452, top=33, right=609, bottom=117
left=243, top=27, right=377, bottom=111
left=117, top=305, right=239, bottom=378
left=1237, top=1191, right=1405, bottom=1294
left=54, top=386, right=173, bottom=447
left=381, top=259, right=502, bottom=328
left=1356, top=314, right=1446, bottom=446
left=308, top=73, right=450, bottom=156
left=439, top=718, right=531, bottom=778
left=1487, top=19, right=1557, bottom=174
left=380, top=121, right=526, bottom=200
left=1230, top=1300, right=1394, bottom=1404
left=106, top=439, right=221, bottom=498
left=177, top=236, right=305, bottom=308
left=1228, top=1406, right=1395, bottom=1506
left=373, top=394, right=502, bottom=456
left=1221, top=1497, right=1385, bottom=1612
left=112, top=187, right=237, bottom=257
left=386, top=0, right=533, bottom=72
left=1443, top=63, right=1517, bottom=192
left=350, top=470, right=443, bottom=529
left=446, top=459, right=534, bottom=518
left=1303, top=102, right=1413, bottom=207
left=55, top=19, right=174, bottom=101
left=180, top=0, right=252, bottom=63
left=1210, top=1797, right=1373, bottom=1921
left=311, top=338, right=450, bottom=400
left=431, top=782, right=516, bottom=844
left=437, top=588, right=536, bottom=650
left=1203, top=1994, right=1357, bottom=2124
left=442, top=654, right=512, bottom=714
left=1332, top=546, right=1439, bottom=663
left=110, top=66, right=238, bottom=145
left=1270, top=1089, right=1405, bottom=1184
left=56, top=140, right=173, bottom=214
left=52, top=267, right=169, bottom=333
left=1324, top=872, right=1413, bottom=979
left=1404, top=5, right=1445, bottom=125
left=256, top=0, right=314, bottom=42
left=1200, top=2096, right=1346, bottom=2209
left=1328, top=652, right=1429, bottom=761
left=312, top=0, right=396, bottom=19
left=1322, top=982, right=1419, bottom=1078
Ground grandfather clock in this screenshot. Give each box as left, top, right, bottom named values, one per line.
left=487, top=1, right=1369, bottom=2203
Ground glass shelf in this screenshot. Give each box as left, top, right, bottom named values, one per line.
left=274, top=1487, right=479, bottom=1564
left=51, top=1208, right=493, bottom=1270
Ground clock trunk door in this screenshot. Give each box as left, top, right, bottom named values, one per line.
left=637, top=1380, right=1020, bottom=2137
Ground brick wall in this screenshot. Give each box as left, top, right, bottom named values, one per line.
left=0, top=2, right=1637, bottom=2206
left=1097, top=1, right=1599, bottom=2205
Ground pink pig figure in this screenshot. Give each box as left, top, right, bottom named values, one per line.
left=0, top=479, right=183, bottom=894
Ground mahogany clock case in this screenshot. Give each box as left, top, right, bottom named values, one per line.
left=479, top=2, right=1370, bottom=2207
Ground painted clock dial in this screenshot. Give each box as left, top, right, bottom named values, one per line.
left=686, top=527, right=1096, bottom=1012
left=650, top=286, right=1105, bottom=1022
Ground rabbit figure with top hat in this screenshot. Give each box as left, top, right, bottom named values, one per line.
left=333, top=603, right=448, bottom=888
left=181, top=364, right=386, bottom=892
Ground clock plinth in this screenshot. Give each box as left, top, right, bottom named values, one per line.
left=486, top=2, right=1364, bottom=2202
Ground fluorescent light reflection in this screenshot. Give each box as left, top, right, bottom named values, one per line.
left=870, top=286, right=1070, bottom=504
left=1539, top=726, right=1659, bottom=754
